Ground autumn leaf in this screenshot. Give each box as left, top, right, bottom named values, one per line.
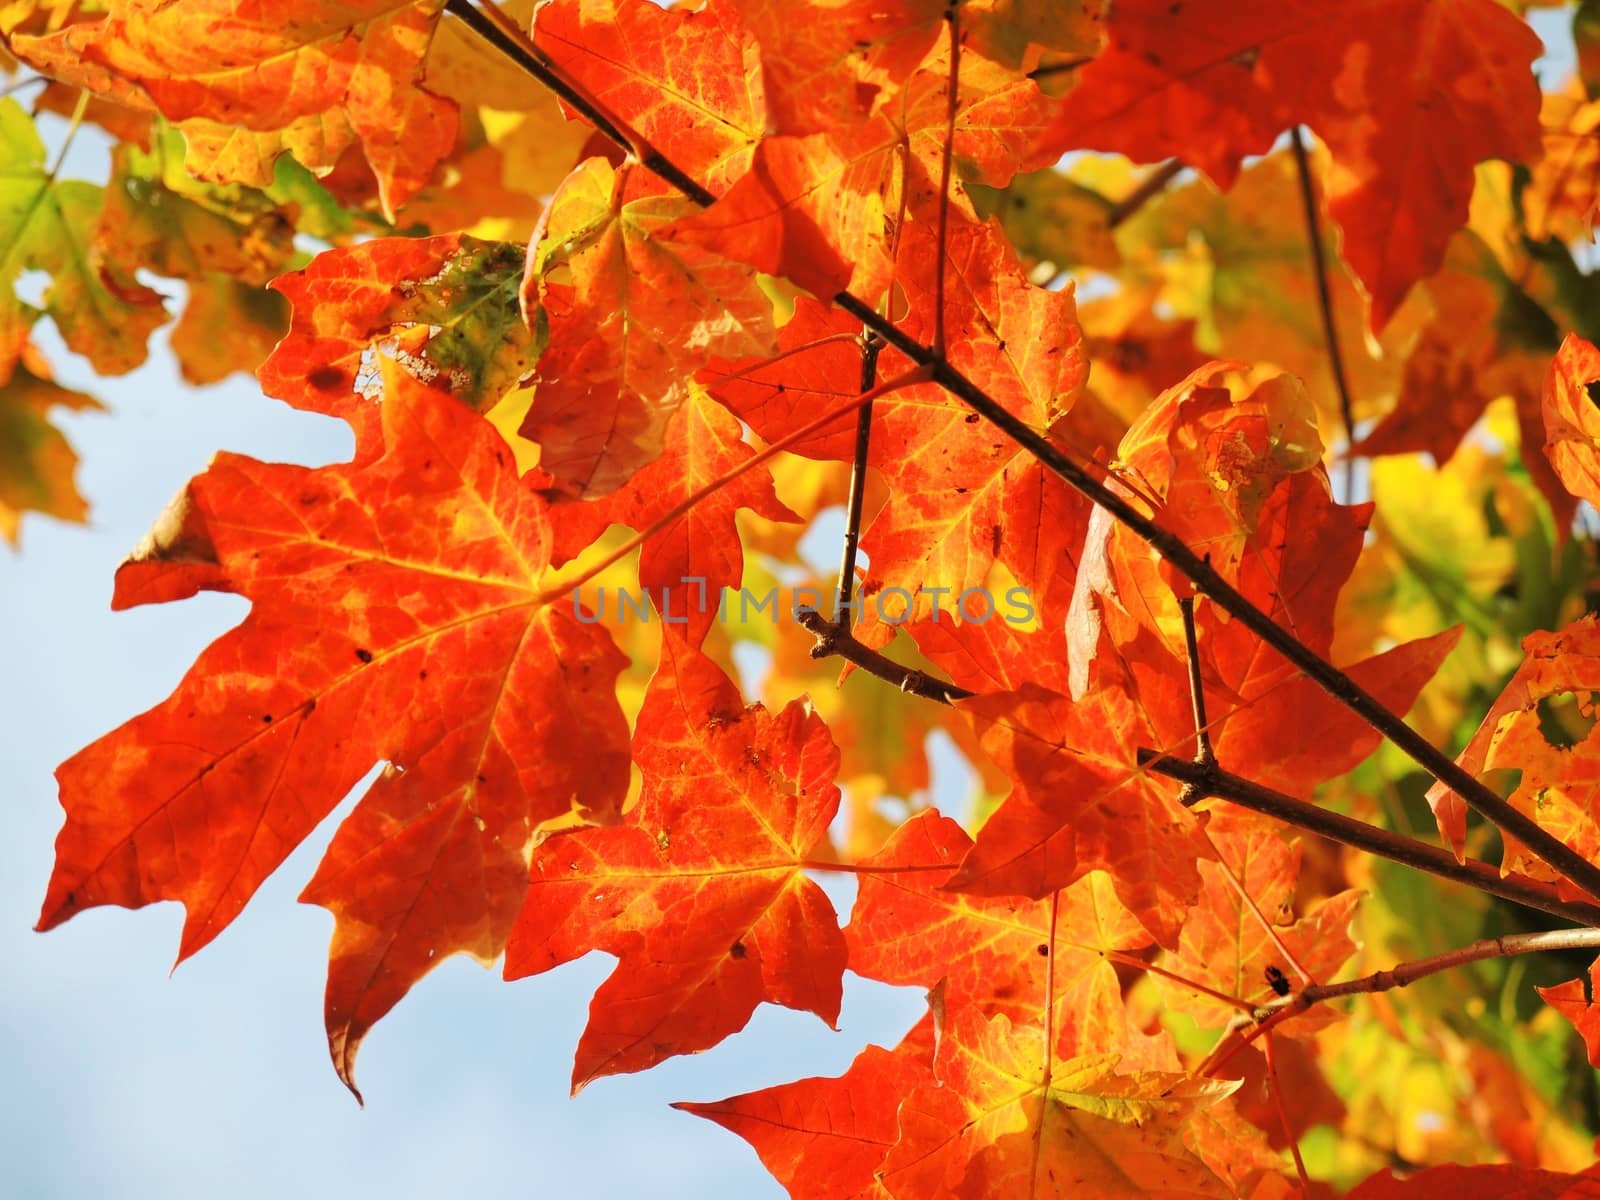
left=258, top=232, right=535, bottom=419
left=1346, top=1162, right=1600, bottom=1199
left=544, top=384, right=798, bottom=646
left=847, top=810, right=1176, bottom=1066
left=11, top=0, right=461, bottom=215
left=0, top=95, right=168, bottom=373
left=1542, top=332, right=1600, bottom=512
left=1042, top=0, right=1543, bottom=330
left=878, top=1010, right=1239, bottom=1199
left=0, top=338, right=101, bottom=546
left=520, top=157, right=775, bottom=496
left=1427, top=614, right=1600, bottom=887
left=953, top=683, right=1213, bottom=945
left=504, top=637, right=847, bottom=1091
left=534, top=0, right=764, bottom=199
left=37, top=366, right=632, bottom=1096
left=1538, top=958, right=1600, bottom=1070
left=675, top=1019, right=937, bottom=1200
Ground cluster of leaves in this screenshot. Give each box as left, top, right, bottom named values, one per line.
left=13, top=0, right=1600, bottom=1195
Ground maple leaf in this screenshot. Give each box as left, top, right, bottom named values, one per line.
left=1541, top=332, right=1600, bottom=512
left=544, top=384, right=799, bottom=647
left=10, top=0, right=460, bottom=215
left=37, top=367, right=632, bottom=1095
left=0, top=95, right=168, bottom=373
left=1040, top=0, right=1543, bottom=330
left=1154, top=808, right=1360, bottom=1032
left=1346, top=1163, right=1600, bottom=1199
left=707, top=216, right=1088, bottom=629
left=675, top=1019, right=938, bottom=1200
left=520, top=157, right=776, bottom=497
left=847, top=810, right=1176, bottom=1066
left=664, top=38, right=1053, bottom=304
left=534, top=0, right=765, bottom=200
left=503, top=637, right=847, bottom=1091
left=258, top=232, right=535, bottom=419
left=878, top=1010, right=1238, bottom=1199
left=953, top=683, right=1213, bottom=945
left=1426, top=614, right=1600, bottom=885
left=0, top=338, right=101, bottom=546
left=1538, top=958, right=1600, bottom=1069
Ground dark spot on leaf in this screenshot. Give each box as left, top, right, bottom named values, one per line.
left=262, top=714, right=273, bottom=724
left=1265, top=964, right=1290, bottom=996
left=730, top=941, right=747, bottom=959
left=355, top=648, right=374, bottom=664
left=307, top=365, right=346, bottom=392
left=964, top=413, right=980, bottom=424
left=1036, top=943, right=1049, bottom=957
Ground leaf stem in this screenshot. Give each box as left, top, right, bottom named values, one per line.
left=1136, top=751, right=1600, bottom=928
left=1290, top=127, right=1357, bottom=498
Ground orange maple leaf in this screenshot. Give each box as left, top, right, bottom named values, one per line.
left=37, top=367, right=632, bottom=1096
left=504, top=638, right=848, bottom=1091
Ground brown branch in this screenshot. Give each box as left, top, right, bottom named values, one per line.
left=1108, top=159, right=1184, bottom=228
left=1289, top=127, right=1357, bottom=497
left=1177, top=595, right=1215, bottom=767
left=1251, top=926, right=1600, bottom=1023
left=797, top=609, right=972, bottom=703
left=452, top=0, right=1600, bottom=903
left=834, top=331, right=882, bottom=626
left=1137, top=751, right=1600, bottom=928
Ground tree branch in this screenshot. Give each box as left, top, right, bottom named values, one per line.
left=834, top=331, right=882, bottom=626
left=1251, top=926, right=1600, bottom=1022
left=1136, top=751, right=1600, bottom=928
left=1289, top=127, right=1357, bottom=497
left=1108, top=159, right=1184, bottom=228
left=797, top=609, right=973, bottom=703
left=451, top=0, right=1600, bottom=903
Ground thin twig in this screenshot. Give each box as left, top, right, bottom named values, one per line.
left=1290, top=127, right=1357, bottom=499
left=1251, top=926, right=1600, bottom=1022
left=453, top=0, right=1600, bottom=902
left=1026, top=57, right=1094, bottom=80
left=1107, top=159, right=1184, bottom=228
left=1136, top=751, right=1600, bottom=928
left=797, top=609, right=972, bottom=703
left=932, top=1, right=962, bottom=355
left=1177, top=592, right=1209, bottom=809
left=835, top=331, right=882, bottom=627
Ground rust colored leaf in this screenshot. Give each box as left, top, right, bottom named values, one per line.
left=1542, top=332, right=1600, bottom=512
left=546, top=385, right=799, bottom=646
left=13, top=1, right=459, bottom=215
left=38, top=367, right=631, bottom=1096
left=504, top=638, right=847, bottom=1091
left=534, top=0, right=765, bottom=199
left=520, top=158, right=775, bottom=496
left=258, top=233, right=534, bottom=419
left=954, top=684, right=1213, bottom=945
left=1538, top=959, right=1600, bottom=1069
left=848, top=811, right=1175, bottom=1066
left=675, top=1019, right=937, bottom=1200
left=1347, top=1163, right=1600, bottom=1199
left=878, top=1010, right=1237, bottom=1199
left=1040, top=0, right=1543, bottom=330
